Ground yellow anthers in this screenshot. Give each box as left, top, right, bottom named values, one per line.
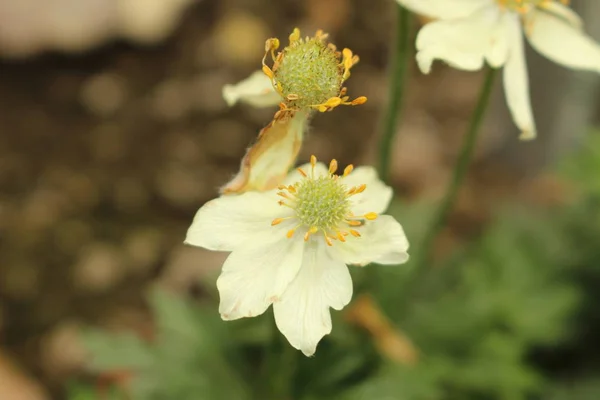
left=351, top=96, right=368, bottom=106
left=329, top=159, right=338, bottom=174
left=341, top=48, right=360, bottom=80
left=261, top=28, right=366, bottom=113
left=289, top=28, right=301, bottom=43
left=343, top=164, right=354, bottom=177
left=497, top=0, right=569, bottom=13
left=271, top=218, right=285, bottom=226
left=272, top=155, right=378, bottom=247
left=364, top=212, right=378, bottom=221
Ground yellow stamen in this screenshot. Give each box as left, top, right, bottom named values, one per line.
left=297, top=168, right=307, bottom=177
left=289, top=28, right=300, bottom=43
left=329, top=159, right=338, bottom=174
left=314, top=96, right=343, bottom=112
left=304, top=226, right=318, bottom=241
left=277, top=191, right=293, bottom=200
left=271, top=218, right=285, bottom=226
left=364, top=212, right=378, bottom=220
left=287, top=229, right=295, bottom=238
left=262, top=65, right=274, bottom=79
left=350, top=229, right=361, bottom=237
left=343, top=164, right=354, bottom=176
left=354, top=184, right=367, bottom=194
left=350, top=96, right=368, bottom=106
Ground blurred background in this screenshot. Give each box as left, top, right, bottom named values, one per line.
left=1, top=0, right=600, bottom=399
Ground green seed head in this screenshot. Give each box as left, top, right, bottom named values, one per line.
left=294, top=175, right=350, bottom=231
left=273, top=36, right=343, bottom=109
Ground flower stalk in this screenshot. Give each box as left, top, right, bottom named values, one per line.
left=413, top=67, right=497, bottom=277
left=378, top=5, right=412, bottom=184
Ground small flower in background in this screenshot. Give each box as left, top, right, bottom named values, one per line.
left=220, top=28, right=367, bottom=194
left=185, top=156, right=409, bottom=356
left=397, top=0, right=600, bottom=140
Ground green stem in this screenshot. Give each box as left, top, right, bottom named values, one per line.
left=262, top=319, right=297, bottom=399
left=413, top=67, right=497, bottom=276
left=378, top=5, right=411, bottom=184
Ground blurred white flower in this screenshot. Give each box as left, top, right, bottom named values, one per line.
left=397, top=0, right=600, bottom=140
left=0, top=0, right=197, bottom=57
left=185, top=157, right=409, bottom=356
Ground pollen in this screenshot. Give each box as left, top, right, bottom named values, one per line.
left=273, top=155, right=378, bottom=246
left=261, top=28, right=366, bottom=113
left=496, top=0, right=569, bottom=14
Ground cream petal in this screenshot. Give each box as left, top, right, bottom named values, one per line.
left=222, top=70, right=282, bottom=108
left=525, top=8, right=600, bottom=73
left=485, top=12, right=511, bottom=68
left=415, top=6, right=503, bottom=74
left=273, top=240, right=353, bottom=356
left=540, top=1, right=583, bottom=29
left=502, top=16, right=537, bottom=140
left=218, top=236, right=304, bottom=320
left=330, top=215, right=409, bottom=267
left=185, top=191, right=291, bottom=252
left=342, top=166, right=392, bottom=215
left=396, top=0, right=490, bottom=20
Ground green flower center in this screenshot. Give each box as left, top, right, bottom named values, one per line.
left=271, top=156, right=378, bottom=246
left=261, top=29, right=366, bottom=113
left=294, top=174, right=350, bottom=231
left=274, top=39, right=343, bottom=109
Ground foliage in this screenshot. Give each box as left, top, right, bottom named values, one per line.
left=72, top=289, right=249, bottom=400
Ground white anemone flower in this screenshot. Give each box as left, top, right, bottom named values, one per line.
left=185, top=156, right=409, bottom=356
left=397, top=0, right=600, bottom=140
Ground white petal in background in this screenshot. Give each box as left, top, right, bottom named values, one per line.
left=218, top=236, right=304, bottom=320
left=330, top=215, right=409, bottom=267
left=502, top=16, right=537, bottom=140
left=525, top=8, right=600, bottom=73
left=185, top=191, right=291, bottom=252
left=274, top=241, right=353, bottom=356
left=342, top=166, right=393, bottom=215
left=415, top=7, right=502, bottom=73
left=222, top=70, right=282, bottom=108
left=396, top=0, right=487, bottom=20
